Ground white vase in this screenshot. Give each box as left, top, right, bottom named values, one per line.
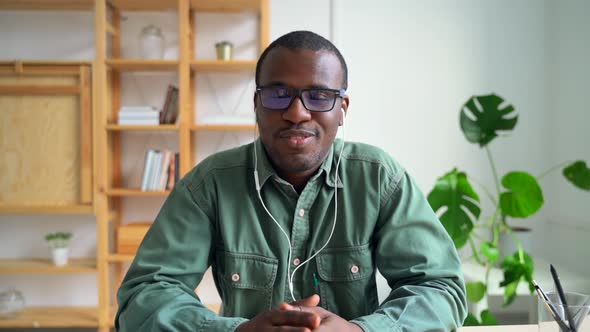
left=139, top=24, right=165, bottom=59
left=51, top=247, right=69, bottom=266
left=498, top=227, right=533, bottom=260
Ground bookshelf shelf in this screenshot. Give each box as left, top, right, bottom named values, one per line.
left=191, top=0, right=260, bottom=12
left=0, top=306, right=99, bottom=328
left=0, top=1, right=94, bottom=11
left=109, top=0, right=178, bottom=11
left=0, top=204, right=93, bottom=215
left=191, top=124, right=256, bottom=131
left=94, top=1, right=270, bottom=330
left=104, top=189, right=171, bottom=197
left=106, top=59, right=179, bottom=72
left=106, top=124, right=179, bottom=131
left=191, top=60, right=256, bottom=72
left=0, top=258, right=97, bottom=274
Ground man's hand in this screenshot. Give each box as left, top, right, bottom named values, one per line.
left=235, top=295, right=321, bottom=332
left=281, top=297, right=364, bottom=332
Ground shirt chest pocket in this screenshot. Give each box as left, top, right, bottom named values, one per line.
left=218, top=252, right=278, bottom=319
left=315, top=243, right=378, bottom=320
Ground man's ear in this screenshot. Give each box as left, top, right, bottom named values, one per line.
left=253, top=92, right=258, bottom=111
left=339, top=96, right=350, bottom=126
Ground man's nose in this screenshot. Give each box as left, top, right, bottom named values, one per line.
left=282, top=96, right=311, bottom=124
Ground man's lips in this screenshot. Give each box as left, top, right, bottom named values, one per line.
left=278, top=129, right=316, bottom=148
left=278, top=129, right=316, bottom=139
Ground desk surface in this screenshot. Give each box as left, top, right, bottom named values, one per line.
left=459, top=321, right=590, bottom=331
left=458, top=325, right=536, bottom=331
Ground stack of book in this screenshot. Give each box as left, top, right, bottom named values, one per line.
left=140, top=149, right=180, bottom=191
left=118, top=106, right=160, bottom=125
left=160, top=85, right=179, bottom=124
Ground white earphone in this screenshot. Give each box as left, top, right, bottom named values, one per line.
left=253, top=107, right=346, bottom=301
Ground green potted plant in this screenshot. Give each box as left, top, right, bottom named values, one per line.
left=45, top=232, right=73, bottom=267
left=427, top=93, right=590, bottom=325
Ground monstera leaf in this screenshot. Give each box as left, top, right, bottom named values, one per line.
left=500, top=171, right=544, bottom=218
left=499, top=251, right=535, bottom=306
left=563, top=160, right=590, bottom=191
left=460, top=94, right=518, bottom=147
left=427, top=169, right=481, bottom=248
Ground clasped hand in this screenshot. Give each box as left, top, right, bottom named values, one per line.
left=235, top=294, right=363, bottom=332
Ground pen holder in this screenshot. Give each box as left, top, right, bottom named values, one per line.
left=538, top=291, right=590, bottom=332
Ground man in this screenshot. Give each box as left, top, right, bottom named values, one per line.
left=116, top=30, right=467, bottom=331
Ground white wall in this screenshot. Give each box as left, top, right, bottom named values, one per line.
left=542, top=1, right=590, bottom=276
left=0, top=0, right=588, bottom=319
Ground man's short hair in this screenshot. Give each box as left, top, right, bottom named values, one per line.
left=255, top=30, right=348, bottom=90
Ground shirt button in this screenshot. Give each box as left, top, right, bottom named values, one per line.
left=350, top=265, right=359, bottom=274
left=293, top=258, right=301, bottom=266
left=231, top=273, right=240, bottom=282
left=298, top=209, right=305, bottom=217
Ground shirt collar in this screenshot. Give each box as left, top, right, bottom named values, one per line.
left=252, top=138, right=344, bottom=189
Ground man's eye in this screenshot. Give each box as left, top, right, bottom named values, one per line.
left=309, top=90, right=332, bottom=100
left=272, top=88, right=290, bottom=98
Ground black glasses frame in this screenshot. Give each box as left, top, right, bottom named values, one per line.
left=256, top=86, right=346, bottom=112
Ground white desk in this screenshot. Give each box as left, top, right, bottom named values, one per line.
left=463, top=257, right=590, bottom=323
left=459, top=321, right=590, bottom=331
left=458, top=325, right=536, bottom=331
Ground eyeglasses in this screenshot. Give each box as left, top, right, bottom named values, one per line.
left=256, top=86, right=346, bottom=112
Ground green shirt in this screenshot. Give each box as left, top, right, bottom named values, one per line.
left=116, top=139, right=467, bottom=332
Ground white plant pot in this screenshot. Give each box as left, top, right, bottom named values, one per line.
left=498, top=227, right=533, bottom=260
left=51, top=248, right=69, bottom=266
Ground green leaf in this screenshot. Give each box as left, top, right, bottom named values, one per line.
left=466, top=281, right=487, bottom=303
left=499, top=251, right=535, bottom=307
left=500, top=171, right=544, bottom=218
left=480, top=310, right=499, bottom=325
left=427, top=169, right=481, bottom=248
left=463, top=313, right=480, bottom=326
left=480, top=242, right=500, bottom=264
left=502, top=280, right=519, bottom=306
left=563, top=160, right=590, bottom=191
left=460, top=94, right=518, bottom=147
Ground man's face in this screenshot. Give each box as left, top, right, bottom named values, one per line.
left=255, top=48, right=348, bottom=179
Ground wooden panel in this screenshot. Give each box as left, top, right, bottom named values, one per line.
left=0, top=62, right=90, bottom=76
left=0, top=86, right=81, bottom=205
left=0, top=307, right=98, bottom=328
left=116, top=222, right=151, bottom=254
left=190, top=0, right=259, bottom=11
left=0, top=204, right=93, bottom=214
left=0, top=85, right=80, bottom=95
left=259, top=0, right=270, bottom=53
left=0, top=258, right=96, bottom=274
left=0, top=0, right=93, bottom=11
left=80, top=66, right=93, bottom=203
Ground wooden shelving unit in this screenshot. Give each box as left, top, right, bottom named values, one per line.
left=94, top=1, right=270, bottom=331
left=0, top=1, right=269, bottom=330
left=0, top=58, right=96, bottom=332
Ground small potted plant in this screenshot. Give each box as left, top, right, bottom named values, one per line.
left=427, top=93, right=589, bottom=325
left=45, top=232, right=72, bottom=266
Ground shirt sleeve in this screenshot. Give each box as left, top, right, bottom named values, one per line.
left=351, top=170, right=468, bottom=332
left=115, top=180, right=247, bottom=332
